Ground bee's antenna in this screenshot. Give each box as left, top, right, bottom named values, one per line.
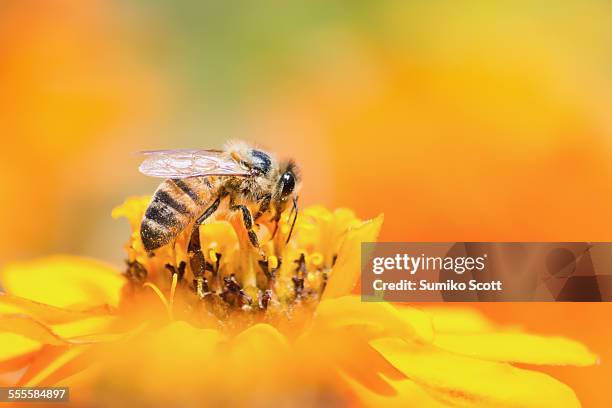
left=286, top=196, right=299, bottom=244
left=288, top=197, right=297, bottom=220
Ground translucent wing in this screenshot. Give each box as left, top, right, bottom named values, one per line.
left=138, top=149, right=250, bottom=178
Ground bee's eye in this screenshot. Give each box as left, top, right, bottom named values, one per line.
left=280, top=171, right=295, bottom=198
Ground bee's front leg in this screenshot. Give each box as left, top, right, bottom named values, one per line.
left=230, top=204, right=260, bottom=249
left=253, top=194, right=271, bottom=221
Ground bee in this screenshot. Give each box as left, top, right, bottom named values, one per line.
left=137, top=141, right=300, bottom=270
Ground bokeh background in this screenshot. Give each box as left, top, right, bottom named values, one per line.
left=1, top=1, right=611, bottom=405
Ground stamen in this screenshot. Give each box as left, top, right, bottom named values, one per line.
left=177, top=261, right=186, bottom=282
left=169, top=273, right=178, bottom=319
left=293, top=253, right=307, bottom=298
left=209, top=249, right=218, bottom=263
left=260, top=289, right=272, bottom=310
left=195, top=276, right=207, bottom=298
left=294, top=253, right=307, bottom=276
left=143, top=282, right=170, bottom=318
left=142, top=274, right=178, bottom=321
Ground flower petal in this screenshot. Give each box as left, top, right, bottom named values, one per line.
left=373, top=338, right=582, bottom=407
left=433, top=332, right=598, bottom=366
left=136, top=321, right=222, bottom=369
left=111, top=196, right=150, bottom=231
left=33, top=346, right=96, bottom=387
left=52, top=316, right=119, bottom=340
left=0, top=314, right=119, bottom=346
left=20, top=345, right=89, bottom=387
left=298, top=323, right=405, bottom=397
left=306, top=296, right=436, bottom=397
left=394, top=305, right=435, bottom=343
left=231, top=323, right=289, bottom=355
left=0, top=294, right=110, bottom=325
left=0, top=333, right=41, bottom=362
left=0, top=315, right=67, bottom=346
left=423, top=307, right=496, bottom=333
left=0, top=349, right=38, bottom=375
left=200, top=221, right=240, bottom=252
left=91, top=321, right=223, bottom=398
left=0, top=256, right=125, bottom=309
left=315, top=296, right=432, bottom=343
left=322, top=214, right=384, bottom=299
left=228, top=323, right=291, bottom=384
left=344, top=374, right=449, bottom=408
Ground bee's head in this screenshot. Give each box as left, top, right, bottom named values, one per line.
left=275, top=160, right=299, bottom=203
left=273, top=160, right=300, bottom=243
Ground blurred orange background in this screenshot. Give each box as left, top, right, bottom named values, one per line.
left=1, top=1, right=611, bottom=406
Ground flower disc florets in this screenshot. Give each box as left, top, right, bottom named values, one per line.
left=113, top=197, right=365, bottom=332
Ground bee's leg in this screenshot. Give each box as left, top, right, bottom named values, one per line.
left=188, top=195, right=222, bottom=281
left=271, top=206, right=282, bottom=238
left=230, top=204, right=259, bottom=249
left=253, top=194, right=271, bottom=221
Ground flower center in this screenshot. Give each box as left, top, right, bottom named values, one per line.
left=124, top=240, right=334, bottom=331
left=112, top=199, right=356, bottom=333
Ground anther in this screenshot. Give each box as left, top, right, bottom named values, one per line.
left=268, top=255, right=279, bottom=270
left=308, top=252, right=324, bottom=267
left=208, top=249, right=218, bottom=263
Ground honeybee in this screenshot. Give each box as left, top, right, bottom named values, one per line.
left=137, top=141, right=300, bottom=270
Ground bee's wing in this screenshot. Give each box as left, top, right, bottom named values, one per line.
left=137, top=149, right=250, bottom=178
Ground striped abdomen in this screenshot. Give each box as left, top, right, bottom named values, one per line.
left=141, top=178, right=213, bottom=251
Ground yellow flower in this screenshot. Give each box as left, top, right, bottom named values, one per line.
left=0, top=197, right=598, bottom=407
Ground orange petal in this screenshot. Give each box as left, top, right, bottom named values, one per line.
left=335, top=341, right=404, bottom=396
left=0, top=349, right=38, bottom=375
left=433, top=332, right=598, bottom=366
left=0, top=315, right=67, bottom=346
left=314, top=296, right=432, bottom=343
left=90, top=321, right=223, bottom=397
left=229, top=323, right=291, bottom=379
left=373, top=338, right=582, bottom=407
left=344, top=375, right=448, bottom=408
left=36, top=346, right=97, bottom=387
left=52, top=316, right=120, bottom=340
left=17, top=345, right=71, bottom=386
left=0, top=256, right=125, bottom=309
left=111, top=196, right=150, bottom=232
left=0, top=332, right=41, bottom=362
left=0, top=293, right=111, bottom=325
left=0, top=314, right=118, bottom=347
left=322, top=214, right=384, bottom=299
left=423, top=307, right=496, bottom=333
left=20, top=345, right=90, bottom=387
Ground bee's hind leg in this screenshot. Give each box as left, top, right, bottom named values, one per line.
left=188, top=195, right=222, bottom=291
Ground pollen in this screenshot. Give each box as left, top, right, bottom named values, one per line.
left=308, top=252, right=324, bottom=267
left=306, top=271, right=317, bottom=284
left=267, top=255, right=279, bottom=270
